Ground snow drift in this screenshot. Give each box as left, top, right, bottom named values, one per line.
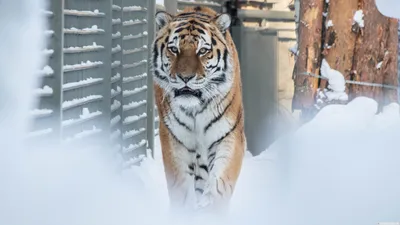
left=0, top=0, right=399, bottom=225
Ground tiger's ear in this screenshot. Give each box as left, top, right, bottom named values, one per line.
left=155, top=11, right=173, bottom=29
left=213, top=13, right=231, bottom=33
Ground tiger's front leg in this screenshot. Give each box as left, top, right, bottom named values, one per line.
left=196, top=132, right=246, bottom=212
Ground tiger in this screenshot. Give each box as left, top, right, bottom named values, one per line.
left=151, top=6, right=246, bottom=212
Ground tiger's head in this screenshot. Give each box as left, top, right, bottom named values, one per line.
left=152, top=7, right=234, bottom=109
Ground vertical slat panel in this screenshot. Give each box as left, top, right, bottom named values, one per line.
left=120, top=0, right=149, bottom=162
left=26, top=0, right=64, bottom=145
left=62, top=0, right=112, bottom=147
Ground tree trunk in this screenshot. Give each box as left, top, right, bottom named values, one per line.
left=320, top=0, right=358, bottom=93
left=351, top=0, right=398, bottom=106
left=293, top=0, right=398, bottom=120
left=292, top=0, right=324, bottom=120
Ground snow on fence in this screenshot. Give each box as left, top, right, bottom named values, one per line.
left=27, top=0, right=155, bottom=167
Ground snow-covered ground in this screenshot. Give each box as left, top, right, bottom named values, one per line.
left=1, top=0, right=400, bottom=225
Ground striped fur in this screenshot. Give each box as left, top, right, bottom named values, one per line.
left=152, top=6, right=246, bottom=211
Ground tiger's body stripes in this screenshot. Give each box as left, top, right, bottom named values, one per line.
left=152, top=6, right=246, bottom=211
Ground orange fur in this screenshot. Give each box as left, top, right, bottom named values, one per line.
left=153, top=6, right=246, bottom=211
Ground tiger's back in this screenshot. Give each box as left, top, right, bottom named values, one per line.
left=152, top=6, right=246, bottom=211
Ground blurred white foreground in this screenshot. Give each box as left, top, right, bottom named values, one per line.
left=1, top=1, right=400, bottom=225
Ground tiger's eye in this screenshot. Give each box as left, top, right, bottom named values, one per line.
left=199, top=48, right=208, bottom=55
left=169, top=46, right=178, bottom=54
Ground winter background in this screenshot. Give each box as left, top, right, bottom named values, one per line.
left=1, top=0, right=400, bottom=225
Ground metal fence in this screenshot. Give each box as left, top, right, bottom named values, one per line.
left=28, top=0, right=156, bottom=166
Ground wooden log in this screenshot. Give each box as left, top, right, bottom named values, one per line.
left=320, top=0, right=359, bottom=94
left=351, top=0, right=398, bottom=106
left=292, top=0, right=324, bottom=119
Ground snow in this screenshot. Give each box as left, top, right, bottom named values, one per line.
left=29, top=108, right=53, bottom=117
left=37, top=65, right=54, bottom=76
left=123, top=100, right=147, bottom=111
left=288, top=43, right=298, bottom=56
left=122, top=85, right=147, bottom=97
left=42, top=48, right=54, bottom=56
left=123, top=6, right=147, bottom=12
left=42, top=10, right=53, bottom=16
left=112, top=18, right=121, bottom=25
left=44, top=30, right=54, bottom=36
left=63, top=77, right=103, bottom=90
left=123, top=112, right=147, bottom=124
left=122, top=139, right=147, bottom=153
left=111, top=99, right=121, bottom=111
left=111, top=73, right=121, bottom=83
left=112, top=45, right=121, bottom=53
left=26, top=128, right=53, bottom=138
left=62, top=95, right=103, bottom=109
left=326, top=19, right=333, bottom=28
left=62, top=108, right=102, bottom=127
left=111, top=60, right=121, bottom=68
left=64, top=125, right=102, bottom=142
left=112, top=4, right=121, bottom=11
left=123, top=73, right=147, bottom=83
left=111, top=86, right=122, bottom=97
left=64, top=60, right=103, bottom=72
left=111, top=115, right=121, bottom=127
left=353, top=10, right=364, bottom=28
left=64, top=42, right=104, bottom=53
left=123, top=127, right=146, bottom=139
left=112, top=31, right=121, bottom=39
left=110, top=129, right=121, bottom=140
left=123, top=19, right=147, bottom=26
left=319, top=59, right=348, bottom=101
left=123, top=45, right=148, bottom=55
left=123, top=31, right=148, bottom=40
left=64, top=25, right=105, bottom=34
left=34, top=85, right=53, bottom=96
left=64, top=9, right=105, bottom=17
left=376, top=61, right=383, bottom=69
left=123, top=59, right=147, bottom=69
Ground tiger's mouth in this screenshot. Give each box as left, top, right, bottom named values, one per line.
left=174, top=86, right=202, bottom=98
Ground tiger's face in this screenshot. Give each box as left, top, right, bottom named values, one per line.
left=152, top=10, right=233, bottom=109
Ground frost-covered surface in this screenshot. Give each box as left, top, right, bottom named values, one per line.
left=112, top=18, right=121, bottom=25
left=111, top=73, right=121, bottom=83
left=122, top=86, right=147, bottom=97
left=62, top=108, right=102, bottom=127
left=111, top=86, right=122, bottom=97
left=123, top=112, right=147, bottom=124
left=353, top=10, right=364, bottom=28
left=111, top=60, right=121, bottom=68
left=112, top=4, right=121, bottom=11
left=62, top=95, right=103, bottom=109
left=112, top=31, right=121, bottom=39
left=37, top=65, right=54, bottom=76
left=30, top=108, right=53, bottom=117
left=123, top=127, right=146, bottom=139
left=123, top=19, right=147, bottom=26
left=110, top=129, right=121, bottom=140
left=64, top=25, right=105, bottom=34
left=123, top=6, right=147, bottom=12
left=64, top=9, right=105, bottom=16
left=64, top=126, right=102, bottom=142
left=122, top=139, right=147, bottom=153
left=112, top=45, right=121, bottom=53
left=64, top=60, right=103, bottom=72
left=123, top=31, right=148, bottom=40
left=64, top=42, right=104, bottom=53
left=110, top=115, right=121, bottom=126
left=63, top=77, right=103, bottom=90
left=319, top=59, right=348, bottom=102
left=26, top=128, right=53, bottom=138
left=42, top=48, right=54, bottom=56
left=123, top=73, right=147, bottom=83
left=123, top=100, right=147, bottom=111
left=34, top=85, right=53, bottom=96
left=123, top=59, right=147, bottom=69
left=111, top=99, right=121, bottom=111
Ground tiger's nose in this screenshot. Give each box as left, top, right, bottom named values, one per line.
left=177, top=73, right=195, bottom=83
